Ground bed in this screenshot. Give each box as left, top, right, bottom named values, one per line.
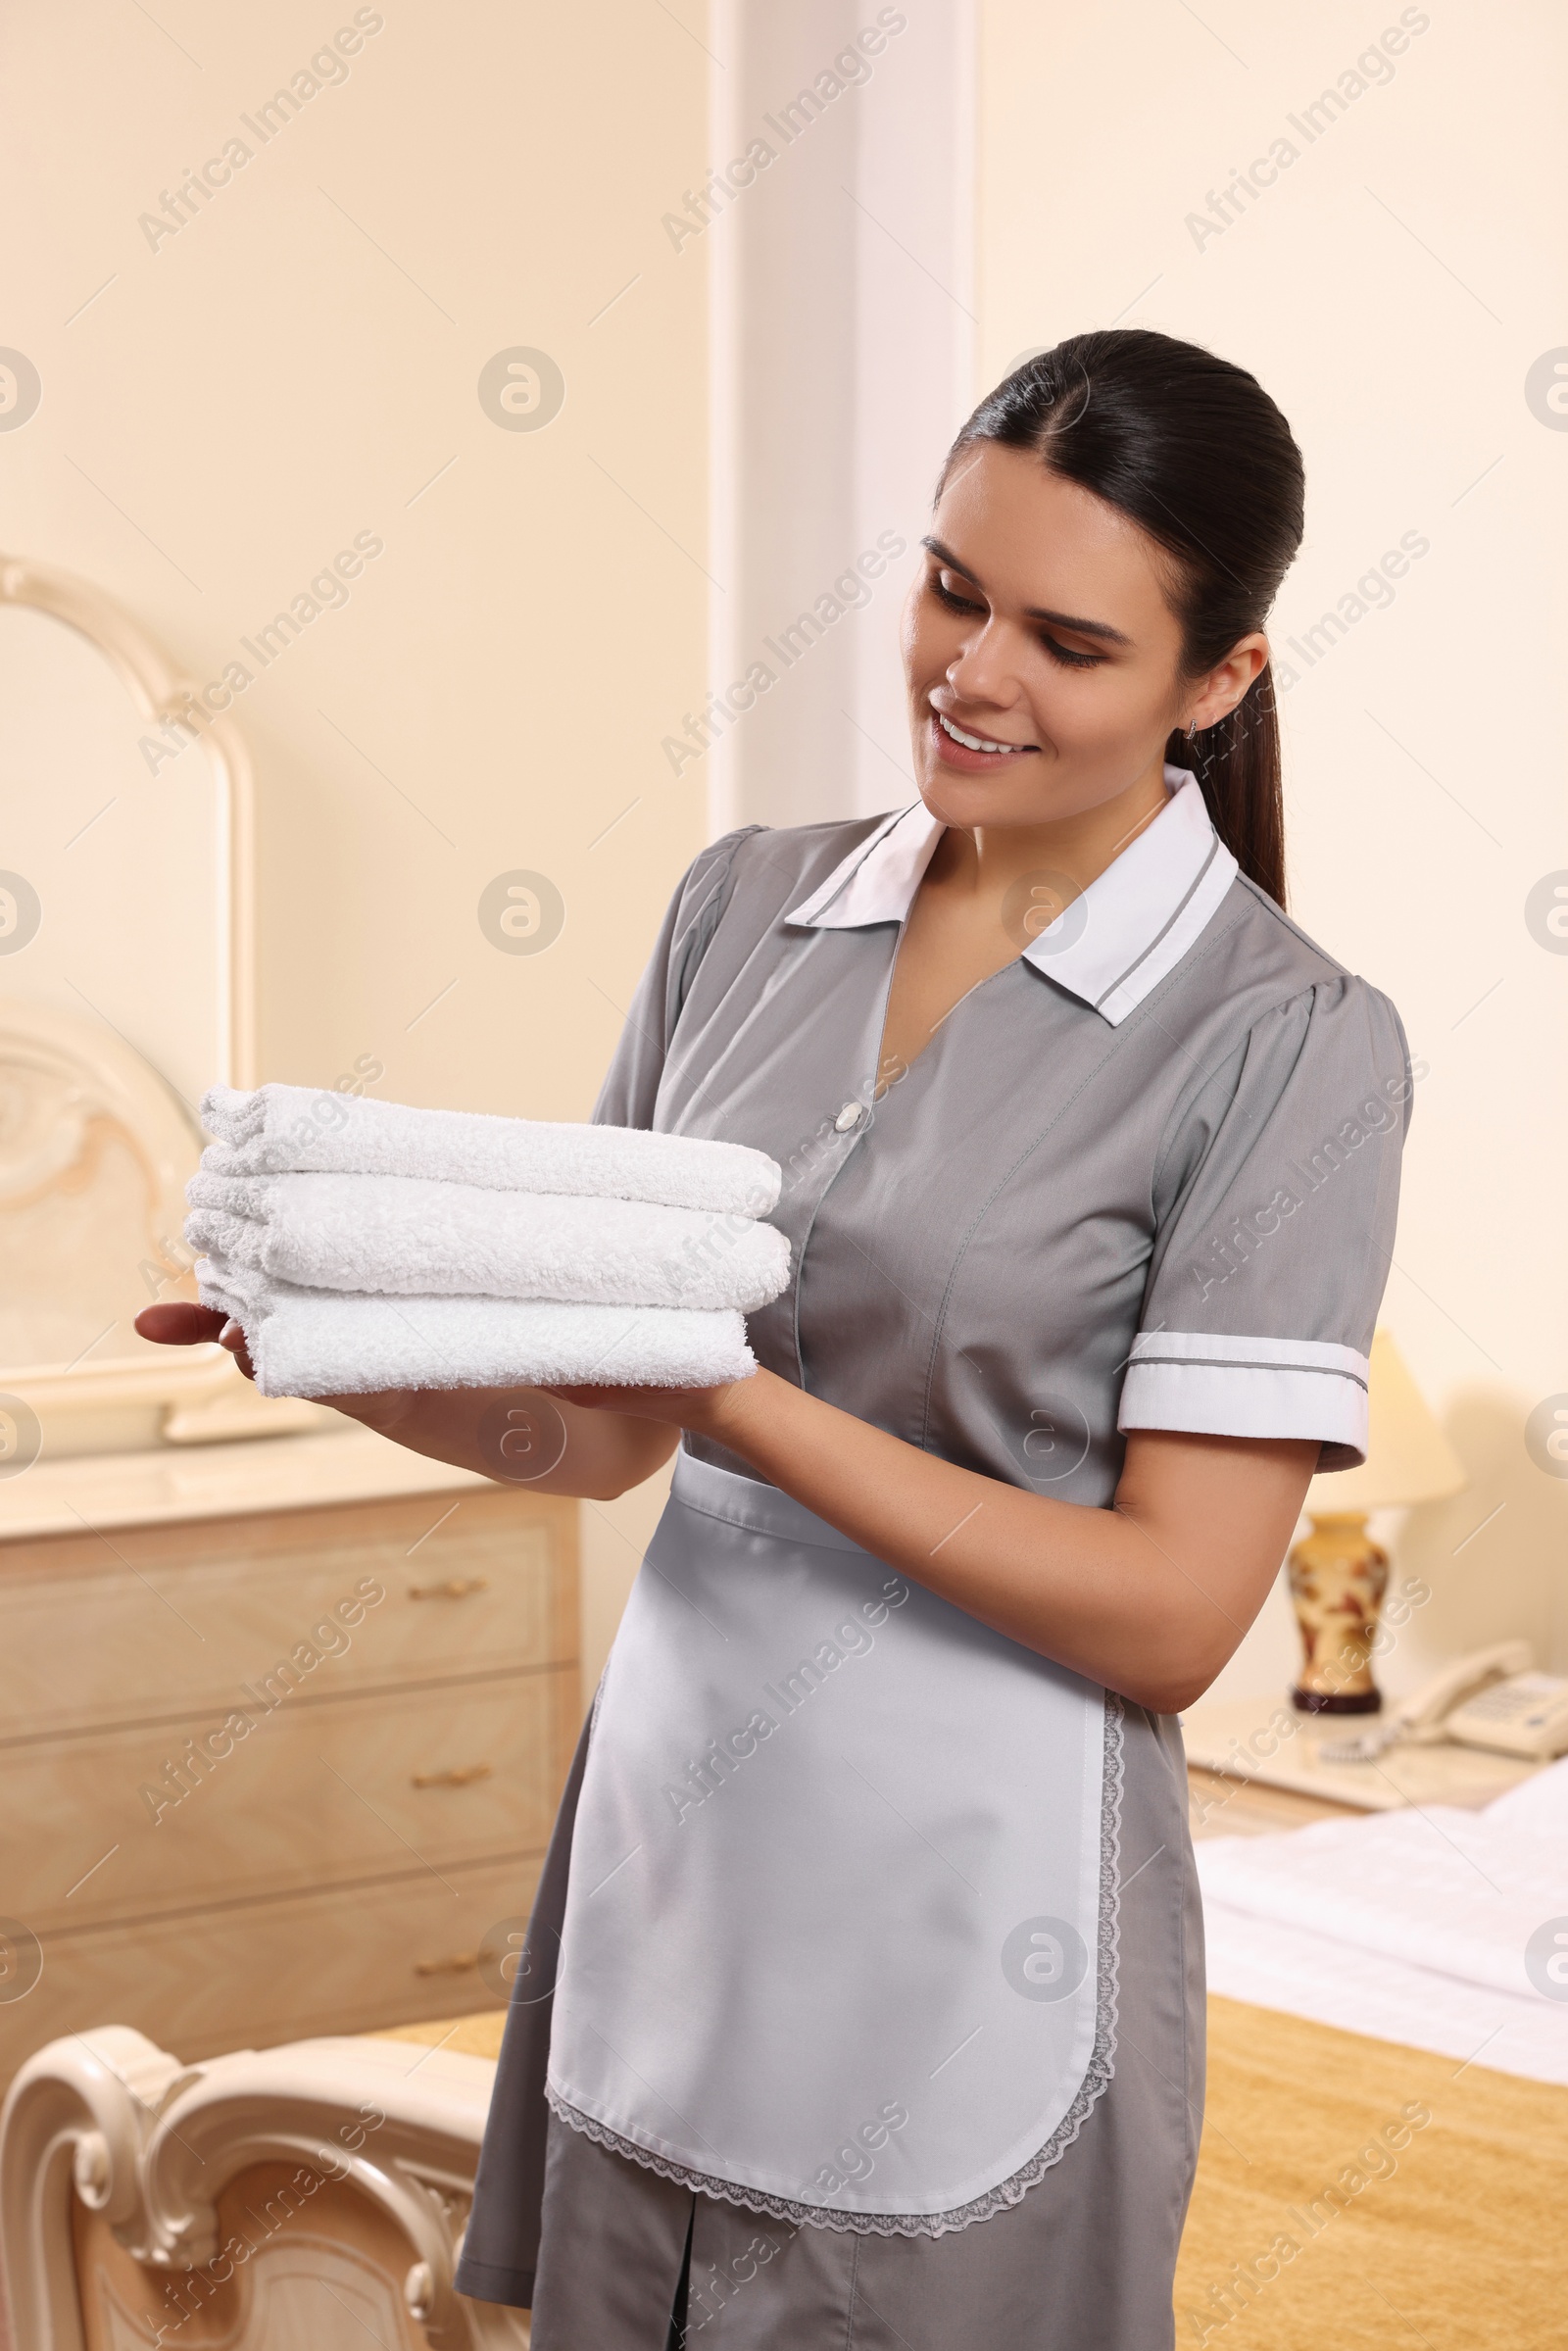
left=5, top=1999, right=1563, bottom=2349
left=7, top=1764, right=1566, bottom=2347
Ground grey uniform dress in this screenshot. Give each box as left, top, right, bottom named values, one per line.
left=453, top=770, right=1409, bottom=2348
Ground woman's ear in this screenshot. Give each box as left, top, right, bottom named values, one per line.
left=1185, top=633, right=1270, bottom=731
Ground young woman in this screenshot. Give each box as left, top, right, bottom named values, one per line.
left=144, top=329, right=1409, bottom=2348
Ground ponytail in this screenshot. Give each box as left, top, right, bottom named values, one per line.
left=1165, top=668, right=1286, bottom=907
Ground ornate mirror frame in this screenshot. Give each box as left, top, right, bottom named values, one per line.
left=0, top=554, right=274, bottom=1453
left=0, top=553, right=256, bottom=1082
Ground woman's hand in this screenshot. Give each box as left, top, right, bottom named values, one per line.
left=134, top=1310, right=758, bottom=1442
left=133, top=1301, right=681, bottom=1496
left=547, top=1376, right=757, bottom=1438
left=136, top=1301, right=255, bottom=1380
left=135, top=1300, right=416, bottom=1434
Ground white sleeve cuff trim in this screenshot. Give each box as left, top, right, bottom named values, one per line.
left=1129, top=1331, right=1368, bottom=1384
left=1119, top=1333, right=1370, bottom=1462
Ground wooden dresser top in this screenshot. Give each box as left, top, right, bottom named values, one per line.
left=0, top=1421, right=498, bottom=1542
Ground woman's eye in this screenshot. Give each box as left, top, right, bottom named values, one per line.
left=931, top=575, right=984, bottom=613
left=1040, top=634, right=1102, bottom=671
left=930, top=573, right=1102, bottom=669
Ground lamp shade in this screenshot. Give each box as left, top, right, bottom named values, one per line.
left=1306, top=1327, right=1465, bottom=1513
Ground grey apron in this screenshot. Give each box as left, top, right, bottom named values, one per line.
left=545, top=1451, right=1122, bottom=2233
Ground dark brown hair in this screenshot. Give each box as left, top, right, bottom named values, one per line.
left=943, top=329, right=1304, bottom=906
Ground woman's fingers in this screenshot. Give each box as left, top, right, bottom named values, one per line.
left=544, top=1382, right=726, bottom=1423
left=135, top=1303, right=229, bottom=1346
left=544, top=1384, right=618, bottom=1411
left=545, top=1383, right=676, bottom=1413
left=134, top=1301, right=256, bottom=1382
left=322, top=1389, right=417, bottom=1431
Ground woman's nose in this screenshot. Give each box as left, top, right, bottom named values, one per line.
left=947, top=621, right=1024, bottom=710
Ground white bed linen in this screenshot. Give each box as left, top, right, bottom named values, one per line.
left=1197, top=1755, right=1568, bottom=2084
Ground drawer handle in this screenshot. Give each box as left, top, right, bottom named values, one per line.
left=413, top=1950, right=480, bottom=1977
left=407, top=1575, right=491, bottom=1600
left=411, top=1762, right=494, bottom=1789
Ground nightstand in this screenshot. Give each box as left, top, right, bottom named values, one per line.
left=1182, top=1693, right=1541, bottom=1817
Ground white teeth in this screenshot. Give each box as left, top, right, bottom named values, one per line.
left=936, top=710, right=1027, bottom=755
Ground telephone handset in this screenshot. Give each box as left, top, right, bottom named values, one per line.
left=1322, top=1641, right=1568, bottom=1764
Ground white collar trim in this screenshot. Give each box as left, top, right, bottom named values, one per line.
left=783, top=766, right=1239, bottom=1026
left=784, top=800, right=947, bottom=930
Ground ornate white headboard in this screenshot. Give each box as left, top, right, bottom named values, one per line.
left=0, top=2024, right=528, bottom=2349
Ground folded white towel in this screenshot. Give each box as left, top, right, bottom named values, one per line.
left=197, top=1255, right=757, bottom=1398
left=201, top=1086, right=780, bottom=1216
left=184, top=1170, right=789, bottom=1313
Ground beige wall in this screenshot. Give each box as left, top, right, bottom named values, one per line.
left=2, top=0, right=710, bottom=1680
left=977, top=0, right=1568, bottom=1689
left=8, top=1, right=1561, bottom=1698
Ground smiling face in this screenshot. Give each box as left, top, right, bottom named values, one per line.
left=902, top=441, right=1267, bottom=833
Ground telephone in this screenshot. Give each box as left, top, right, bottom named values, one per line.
left=1321, top=1641, right=1568, bottom=1764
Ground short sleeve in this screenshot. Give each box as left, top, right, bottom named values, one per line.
left=1118, top=975, right=1411, bottom=1472
left=591, top=826, right=763, bottom=1131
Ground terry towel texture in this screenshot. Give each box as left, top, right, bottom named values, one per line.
left=184, top=1170, right=789, bottom=1311
left=195, top=1260, right=758, bottom=1398
left=200, top=1084, right=780, bottom=1216
left=188, top=1087, right=786, bottom=1398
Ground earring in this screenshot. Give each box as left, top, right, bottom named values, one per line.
left=1185, top=721, right=1198, bottom=743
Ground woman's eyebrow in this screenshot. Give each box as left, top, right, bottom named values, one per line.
left=921, top=534, right=1133, bottom=646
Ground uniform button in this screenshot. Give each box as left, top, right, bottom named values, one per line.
left=834, top=1101, right=864, bottom=1132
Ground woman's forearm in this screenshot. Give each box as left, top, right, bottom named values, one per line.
left=699, top=1370, right=1314, bottom=1711
left=326, top=1383, right=680, bottom=1498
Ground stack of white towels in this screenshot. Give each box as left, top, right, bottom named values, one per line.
left=186, top=1084, right=789, bottom=1400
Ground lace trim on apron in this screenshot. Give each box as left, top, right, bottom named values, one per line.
left=546, top=1691, right=1125, bottom=2239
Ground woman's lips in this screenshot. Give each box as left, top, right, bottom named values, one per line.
left=929, top=710, right=1039, bottom=774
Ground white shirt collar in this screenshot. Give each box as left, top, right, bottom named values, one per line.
left=783, top=765, right=1239, bottom=1026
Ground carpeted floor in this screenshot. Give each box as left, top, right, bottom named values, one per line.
left=385, top=1997, right=1568, bottom=2347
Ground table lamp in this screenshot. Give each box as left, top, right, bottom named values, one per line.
left=1287, top=1328, right=1464, bottom=1713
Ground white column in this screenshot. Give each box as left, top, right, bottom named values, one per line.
left=705, top=0, right=976, bottom=835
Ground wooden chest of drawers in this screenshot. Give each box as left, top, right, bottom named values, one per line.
left=0, top=1427, right=578, bottom=2085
